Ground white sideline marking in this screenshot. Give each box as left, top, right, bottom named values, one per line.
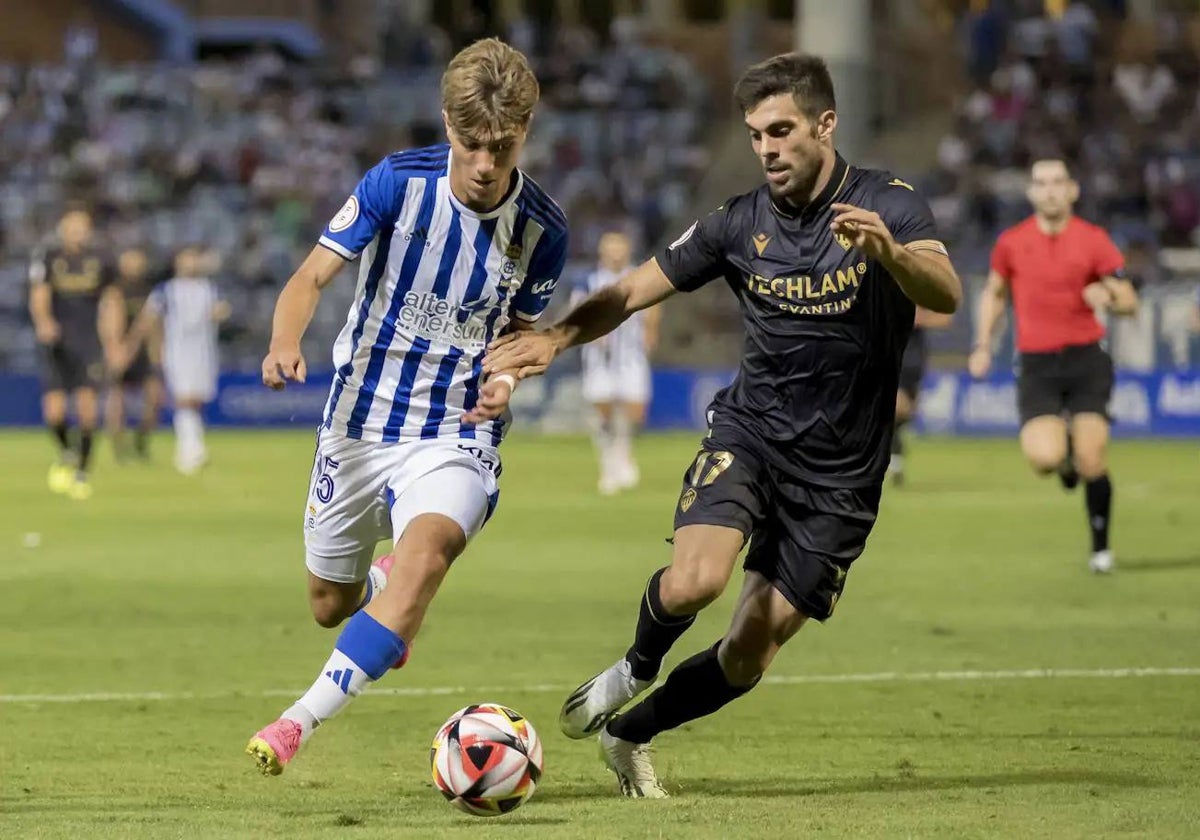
left=2, top=667, right=1198, bottom=704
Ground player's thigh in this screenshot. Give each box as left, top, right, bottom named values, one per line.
left=621, top=400, right=648, bottom=427
left=304, top=431, right=392, bottom=586
left=1019, top=415, right=1069, bottom=472
left=719, top=571, right=809, bottom=685
left=1070, top=412, right=1110, bottom=478
left=666, top=436, right=770, bottom=606
left=744, top=481, right=881, bottom=624
left=386, top=441, right=500, bottom=551
left=591, top=401, right=615, bottom=425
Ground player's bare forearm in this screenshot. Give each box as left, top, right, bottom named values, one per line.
left=98, top=287, right=125, bottom=350
left=270, top=246, right=344, bottom=351
left=29, top=283, right=53, bottom=331
left=974, top=271, right=1009, bottom=348
left=550, top=259, right=676, bottom=352
left=882, top=248, right=962, bottom=314
left=915, top=306, right=952, bottom=329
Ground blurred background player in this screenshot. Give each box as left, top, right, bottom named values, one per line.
left=28, top=208, right=124, bottom=499
left=888, top=306, right=952, bottom=486
left=969, top=160, right=1138, bottom=574
left=122, top=246, right=227, bottom=475
left=577, top=231, right=661, bottom=494
left=106, top=247, right=163, bottom=462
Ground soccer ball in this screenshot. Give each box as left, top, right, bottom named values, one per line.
left=430, top=703, right=544, bottom=816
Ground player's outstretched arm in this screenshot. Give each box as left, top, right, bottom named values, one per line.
left=1098, top=276, right=1139, bottom=316
left=483, top=257, right=677, bottom=379
left=262, top=245, right=345, bottom=390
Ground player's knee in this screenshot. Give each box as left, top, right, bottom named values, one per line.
left=307, top=580, right=359, bottom=628
left=1074, top=450, right=1106, bottom=480
left=309, top=596, right=351, bottom=628
left=1024, top=447, right=1063, bottom=475
left=662, top=559, right=731, bottom=613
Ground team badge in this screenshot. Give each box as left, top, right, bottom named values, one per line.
left=505, top=242, right=523, bottom=260
left=679, top=487, right=697, bottom=513
left=888, top=178, right=914, bottom=191
left=834, top=231, right=854, bottom=251
left=752, top=233, right=771, bottom=257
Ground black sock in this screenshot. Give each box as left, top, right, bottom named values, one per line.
left=1085, top=474, right=1112, bottom=552
left=609, top=643, right=755, bottom=744
left=50, top=422, right=70, bottom=454
left=134, top=427, right=149, bottom=457
left=625, top=568, right=696, bottom=681
left=78, top=430, right=95, bottom=475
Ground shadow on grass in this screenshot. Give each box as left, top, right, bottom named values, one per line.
left=537, top=768, right=1160, bottom=802
left=1117, top=555, right=1200, bottom=573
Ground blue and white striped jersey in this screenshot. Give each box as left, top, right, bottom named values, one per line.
left=318, top=144, right=568, bottom=444
left=147, top=276, right=221, bottom=377
left=575, top=266, right=646, bottom=372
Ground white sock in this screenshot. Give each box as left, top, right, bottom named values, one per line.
left=283, top=649, right=374, bottom=743
left=173, top=408, right=204, bottom=465
left=591, top=412, right=616, bottom=483
left=612, top=411, right=637, bottom=481
left=359, top=563, right=388, bottom=610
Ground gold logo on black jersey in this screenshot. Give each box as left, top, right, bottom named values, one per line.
left=888, top=178, right=914, bottom=191
left=834, top=231, right=854, bottom=251
left=752, top=233, right=771, bottom=257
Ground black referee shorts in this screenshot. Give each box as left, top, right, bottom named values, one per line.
left=673, top=428, right=881, bottom=622
left=1017, top=342, right=1113, bottom=425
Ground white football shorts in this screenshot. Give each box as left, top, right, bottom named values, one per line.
left=581, top=355, right=651, bottom=405
left=303, top=429, right=501, bottom=583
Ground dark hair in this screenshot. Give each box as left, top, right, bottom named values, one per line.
left=733, top=53, right=836, bottom=120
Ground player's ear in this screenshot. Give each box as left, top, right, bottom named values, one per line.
left=816, top=110, right=837, bottom=143
left=441, top=110, right=454, bottom=144
left=1067, top=179, right=1080, bottom=203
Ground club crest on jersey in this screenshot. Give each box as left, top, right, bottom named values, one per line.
left=505, top=242, right=523, bottom=260
left=888, top=178, right=914, bottom=191
left=752, top=233, right=771, bottom=257
left=834, top=231, right=854, bottom=251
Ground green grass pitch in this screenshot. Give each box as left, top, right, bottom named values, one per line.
left=1, top=430, right=1198, bottom=839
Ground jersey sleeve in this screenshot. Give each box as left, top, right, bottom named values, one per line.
left=1091, top=228, right=1126, bottom=279
left=656, top=207, right=730, bottom=292
left=511, top=227, right=568, bottom=323
left=875, top=179, right=946, bottom=254
left=28, top=249, right=48, bottom=286
left=318, top=158, right=403, bottom=261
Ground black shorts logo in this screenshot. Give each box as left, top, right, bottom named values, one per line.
left=678, top=449, right=735, bottom=512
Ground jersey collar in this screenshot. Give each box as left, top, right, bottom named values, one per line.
left=770, top=153, right=850, bottom=220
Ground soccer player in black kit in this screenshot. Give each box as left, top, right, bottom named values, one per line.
left=106, top=247, right=163, bottom=461
left=29, top=209, right=124, bottom=500
left=485, top=54, right=962, bottom=797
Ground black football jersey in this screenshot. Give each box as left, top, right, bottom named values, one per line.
left=29, top=245, right=115, bottom=347
left=657, top=155, right=944, bottom=488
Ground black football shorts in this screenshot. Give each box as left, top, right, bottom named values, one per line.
left=1017, top=342, right=1113, bottom=425
left=39, top=342, right=104, bottom=392
left=673, top=428, right=882, bottom=622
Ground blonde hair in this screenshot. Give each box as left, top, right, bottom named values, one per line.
left=441, top=38, right=539, bottom=139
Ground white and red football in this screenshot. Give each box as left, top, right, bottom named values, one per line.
left=430, top=703, right=544, bottom=816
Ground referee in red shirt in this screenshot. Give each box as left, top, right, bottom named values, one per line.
left=969, top=160, right=1138, bottom=574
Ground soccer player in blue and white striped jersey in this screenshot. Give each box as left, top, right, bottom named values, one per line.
left=246, top=39, right=568, bottom=776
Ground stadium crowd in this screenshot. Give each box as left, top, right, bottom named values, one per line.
left=0, top=16, right=709, bottom=373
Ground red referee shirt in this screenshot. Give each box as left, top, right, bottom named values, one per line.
left=990, top=216, right=1125, bottom=353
